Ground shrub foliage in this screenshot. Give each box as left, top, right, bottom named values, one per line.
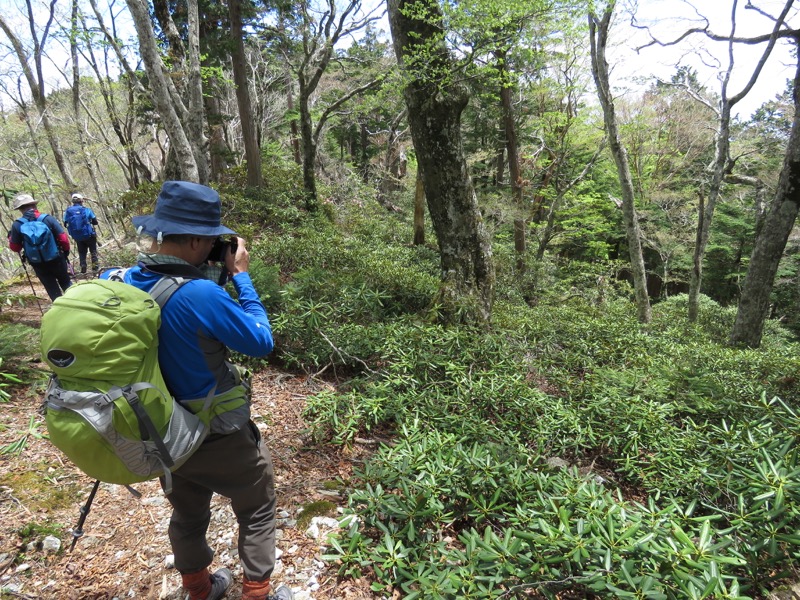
left=255, top=195, right=800, bottom=599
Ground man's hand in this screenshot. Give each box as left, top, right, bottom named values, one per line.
left=226, top=237, right=249, bottom=276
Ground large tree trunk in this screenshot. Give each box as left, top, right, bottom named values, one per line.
left=730, top=53, right=800, bottom=348
left=186, top=0, right=209, bottom=184
left=388, top=0, right=494, bottom=326
left=589, top=4, right=651, bottom=324
left=297, top=76, right=319, bottom=210
left=126, top=0, right=198, bottom=182
left=229, top=0, right=263, bottom=187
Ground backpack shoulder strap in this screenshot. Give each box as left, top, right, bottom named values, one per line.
left=106, top=268, right=188, bottom=308
left=148, top=276, right=188, bottom=309
left=35, top=213, right=59, bottom=236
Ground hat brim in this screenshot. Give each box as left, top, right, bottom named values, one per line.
left=132, top=214, right=236, bottom=238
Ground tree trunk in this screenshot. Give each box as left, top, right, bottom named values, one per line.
left=186, top=0, right=209, bottom=184
left=730, top=53, right=800, bottom=348
left=495, top=147, right=505, bottom=186
left=152, top=0, right=185, bottom=65
left=126, top=0, right=198, bottom=182
left=688, top=105, right=731, bottom=321
left=70, top=0, right=102, bottom=200
left=589, top=4, right=651, bottom=324
left=360, top=121, right=370, bottom=183
left=298, top=75, right=318, bottom=210
left=388, top=0, right=494, bottom=326
left=290, top=0, right=380, bottom=210
left=413, top=169, right=425, bottom=246
left=279, top=15, right=301, bottom=167
left=496, top=48, right=525, bottom=272
left=287, top=78, right=302, bottom=165
left=229, top=0, right=263, bottom=187
left=206, top=90, right=230, bottom=181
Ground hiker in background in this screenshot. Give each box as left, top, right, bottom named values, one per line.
left=102, top=181, right=293, bottom=600
left=63, top=193, right=99, bottom=274
left=7, top=193, right=72, bottom=301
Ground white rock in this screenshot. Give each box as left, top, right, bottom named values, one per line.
left=42, top=536, right=61, bottom=553
left=141, top=496, right=165, bottom=506
left=305, top=522, right=321, bottom=539
left=311, top=516, right=340, bottom=529
left=16, top=563, right=31, bottom=573
left=164, top=554, right=175, bottom=569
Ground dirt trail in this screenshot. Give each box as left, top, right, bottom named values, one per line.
left=0, top=282, right=377, bottom=599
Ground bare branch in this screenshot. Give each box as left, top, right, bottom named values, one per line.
left=312, top=76, right=385, bottom=144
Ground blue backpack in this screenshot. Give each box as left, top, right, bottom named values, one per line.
left=64, top=205, right=94, bottom=241
left=17, top=214, right=61, bottom=264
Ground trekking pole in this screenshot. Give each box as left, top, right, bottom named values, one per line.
left=20, top=258, right=44, bottom=315
left=70, top=479, right=100, bottom=551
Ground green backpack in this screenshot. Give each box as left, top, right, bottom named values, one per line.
left=40, top=277, right=211, bottom=493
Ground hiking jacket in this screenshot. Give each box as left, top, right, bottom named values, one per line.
left=8, top=208, right=71, bottom=255
left=104, top=264, right=273, bottom=434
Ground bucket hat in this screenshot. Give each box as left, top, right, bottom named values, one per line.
left=12, top=193, right=37, bottom=210
left=132, top=181, right=235, bottom=239
left=71, top=193, right=84, bottom=203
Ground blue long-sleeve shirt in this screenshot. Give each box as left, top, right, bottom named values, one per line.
left=104, top=264, right=273, bottom=402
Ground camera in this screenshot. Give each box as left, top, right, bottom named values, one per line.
left=206, top=236, right=238, bottom=262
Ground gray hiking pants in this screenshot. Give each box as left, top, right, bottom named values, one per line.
left=161, top=420, right=276, bottom=581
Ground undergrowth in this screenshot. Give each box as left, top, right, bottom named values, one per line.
left=254, top=195, right=800, bottom=598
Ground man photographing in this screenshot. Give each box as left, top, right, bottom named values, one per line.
left=102, top=181, right=292, bottom=600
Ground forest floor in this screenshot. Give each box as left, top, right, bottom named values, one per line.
left=0, top=279, right=379, bottom=600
